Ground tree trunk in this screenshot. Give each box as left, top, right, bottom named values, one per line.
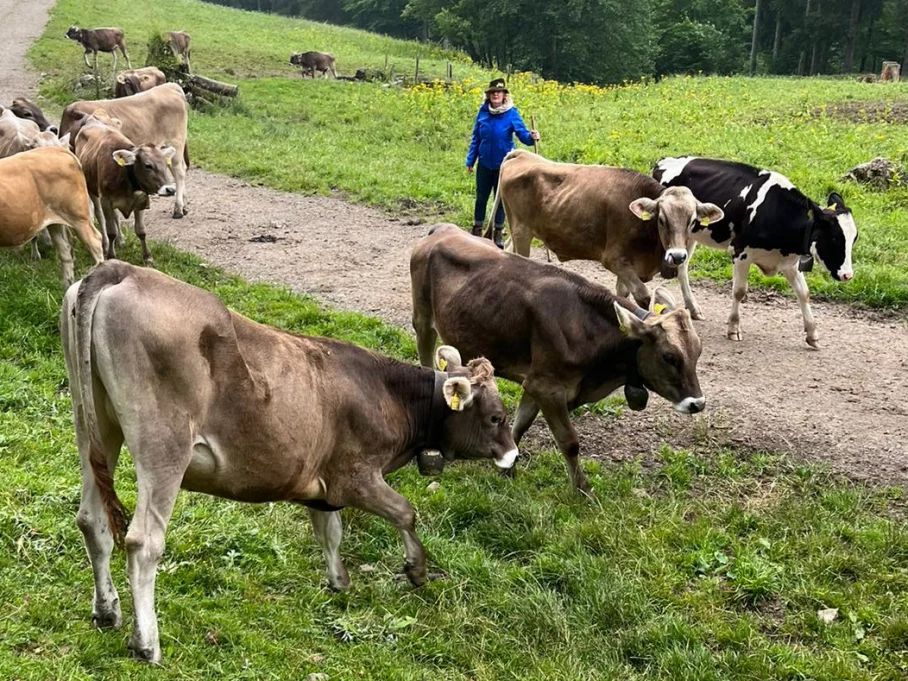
left=772, top=10, right=782, bottom=66
left=843, top=0, right=862, bottom=73
left=750, top=0, right=763, bottom=76
left=798, top=0, right=813, bottom=76
left=860, top=16, right=875, bottom=71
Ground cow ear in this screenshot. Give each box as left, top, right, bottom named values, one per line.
left=435, top=345, right=463, bottom=372
left=629, top=197, right=658, bottom=222
left=614, top=302, right=647, bottom=338
left=160, top=145, right=176, bottom=165
left=696, top=202, right=724, bottom=226
left=826, top=192, right=845, bottom=212
left=442, top=376, right=474, bottom=411
left=650, top=287, right=676, bottom=314
left=58, top=132, right=70, bottom=147
left=112, top=149, right=136, bottom=167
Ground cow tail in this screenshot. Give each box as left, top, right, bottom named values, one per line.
left=73, top=263, right=130, bottom=547
left=183, top=140, right=190, bottom=169
left=484, top=181, right=504, bottom=238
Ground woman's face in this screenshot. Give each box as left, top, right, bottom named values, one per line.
left=488, top=90, right=505, bottom=106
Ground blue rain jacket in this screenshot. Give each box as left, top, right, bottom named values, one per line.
left=465, top=102, right=534, bottom=170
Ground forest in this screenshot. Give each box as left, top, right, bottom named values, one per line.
left=202, top=0, right=908, bottom=84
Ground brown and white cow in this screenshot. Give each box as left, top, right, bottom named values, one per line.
left=59, top=84, right=189, bottom=218
left=166, top=31, right=191, bottom=71
left=0, top=146, right=102, bottom=285
left=491, top=150, right=724, bottom=309
left=74, top=110, right=175, bottom=264
left=66, top=25, right=131, bottom=72
left=290, top=51, right=337, bottom=78
left=411, top=224, right=705, bottom=493
left=114, top=66, right=166, bottom=98
left=62, top=260, right=516, bottom=663
left=9, top=97, right=57, bottom=132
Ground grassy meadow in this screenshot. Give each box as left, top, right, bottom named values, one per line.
left=1, top=245, right=908, bottom=680
left=29, top=0, right=908, bottom=309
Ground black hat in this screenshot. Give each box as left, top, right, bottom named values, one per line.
left=485, top=78, right=509, bottom=94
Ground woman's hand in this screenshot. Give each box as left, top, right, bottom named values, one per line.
left=530, top=130, right=541, bottom=141
left=466, top=165, right=474, bottom=174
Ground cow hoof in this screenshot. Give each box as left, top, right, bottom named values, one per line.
left=171, top=211, right=184, bottom=220
left=727, top=331, right=742, bottom=342
left=128, top=641, right=161, bottom=665
left=91, top=610, right=122, bottom=630
left=402, top=561, right=428, bottom=587
left=690, top=309, right=705, bottom=321
left=143, top=257, right=156, bottom=267
left=327, top=570, right=351, bottom=592
left=806, top=337, right=820, bottom=350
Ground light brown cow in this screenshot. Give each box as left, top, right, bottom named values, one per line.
left=75, top=111, right=175, bottom=264
left=411, top=224, right=704, bottom=492
left=114, top=66, right=166, bottom=98
left=491, top=150, right=724, bottom=309
left=166, top=31, right=191, bottom=71
left=66, top=26, right=131, bottom=72
left=0, top=146, right=102, bottom=285
left=59, top=84, right=189, bottom=218
left=62, top=260, right=517, bottom=663
left=0, top=108, right=67, bottom=157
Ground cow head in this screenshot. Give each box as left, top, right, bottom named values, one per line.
left=434, top=346, right=518, bottom=470
left=811, top=193, right=857, bottom=282
left=112, top=144, right=177, bottom=196
left=33, top=131, right=69, bottom=148
left=629, top=186, right=724, bottom=268
left=613, top=289, right=705, bottom=414
left=65, top=25, right=82, bottom=41
left=289, top=53, right=303, bottom=66
left=10, top=98, right=56, bottom=133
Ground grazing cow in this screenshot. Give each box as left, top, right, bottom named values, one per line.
left=0, top=147, right=102, bottom=285
left=411, top=224, right=705, bottom=492
left=66, top=25, right=131, bottom=72
left=114, top=66, right=166, bottom=98
left=74, top=111, right=176, bottom=264
left=653, top=157, right=858, bottom=347
left=166, top=31, right=191, bottom=71
left=290, top=51, right=337, bottom=79
left=59, top=84, right=189, bottom=218
left=492, top=150, right=724, bottom=309
left=9, top=97, right=57, bottom=132
left=62, top=260, right=516, bottom=663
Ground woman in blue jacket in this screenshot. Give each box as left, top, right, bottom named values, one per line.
left=466, top=78, right=540, bottom=247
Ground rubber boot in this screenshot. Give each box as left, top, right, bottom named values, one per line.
left=493, top=226, right=504, bottom=249
left=471, top=223, right=483, bottom=237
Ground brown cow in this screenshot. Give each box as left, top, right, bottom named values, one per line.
left=74, top=110, right=176, bottom=264
left=0, top=146, right=102, bottom=285
left=59, top=84, right=189, bottom=218
left=491, top=150, right=724, bottom=309
left=166, top=31, right=191, bottom=71
left=0, top=108, right=67, bottom=157
left=411, top=224, right=705, bottom=492
left=62, top=260, right=517, bottom=663
left=290, top=50, right=337, bottom=78
left=114, top=67, right=166, bottom=98
left=66, top=25, right=131, bottom=72
left=9, top=97, right=57, bottom=132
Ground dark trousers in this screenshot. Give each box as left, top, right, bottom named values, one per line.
left=473, top=164, right=505, bottom=228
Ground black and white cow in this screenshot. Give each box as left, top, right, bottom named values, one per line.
left=653, top=157, right=857, bottom=348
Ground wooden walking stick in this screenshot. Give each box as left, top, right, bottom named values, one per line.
left=483, top=115, right=541, bottom=243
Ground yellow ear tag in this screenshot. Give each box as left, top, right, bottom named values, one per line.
left=653, top=303, right=667, bottom=315
left=639, top=210, right=652, bottom=221
left=166, top=157, right=172, bottom=168
left=449, top=394, right=460, bottom=410
left=115, top=155, right=128, bottom=167
left=826, top=204, right=837, bottom=212
left=699, top=217, right=710, bottom=227
left=437, top=357, right=447, bottom=371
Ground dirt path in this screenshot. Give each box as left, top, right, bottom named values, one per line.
left=0, top=0, right=55, bottom=103
left=7, top=1, right=908, bottom=485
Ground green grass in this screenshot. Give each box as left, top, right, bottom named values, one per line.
left=2, top=242, right=908, bottom=679
left=29, top=0, right=908, bottom=310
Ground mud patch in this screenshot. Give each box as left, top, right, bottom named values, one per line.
left=818, top=100, right=908, bottom=125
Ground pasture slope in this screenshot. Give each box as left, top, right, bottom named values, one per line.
left=0, top=0, right=907, bottom=679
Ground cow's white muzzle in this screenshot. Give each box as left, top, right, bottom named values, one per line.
left=495, top=448, right=519, bottom=469
left=158, top=185, right=176, bottom=197
left=674, top=396, right=705, bottom=414
left=665, top=248, right=688, bottom=266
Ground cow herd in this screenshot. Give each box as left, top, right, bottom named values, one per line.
left=0, top=20, right=864, bottom=667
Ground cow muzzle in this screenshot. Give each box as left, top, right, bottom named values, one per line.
left=674, top=396, right=705, bottom=414
left=837, top=269, right=853, bottom=281
left=158, top=185, right=176, bottom=197
left=494, top=448, right=519, bottom=470
left=664, top=248, right=688, bottom=266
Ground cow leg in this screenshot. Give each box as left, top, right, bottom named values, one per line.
left=348, top=476, right=428, bottom=586
left=782, top=262, right=819, bottom=348
left=101, top=203, right=120, bottom=260
left=530, top=386, right=589, bottom=494
left=111, top=50, right=118, bottom=75
left=83, top=50, right=92, bottom=68
left=727, top=256, right=750, bottom=341
left=511, top=391, right=540, bottom=446
left=133, top=210, right=154, bottom=265
left=611, top=261, right=650, bottom=309
left=509, top=222, right=533, bottom=257
left=412, top=307, right=437, bottom=369
left=121, top=45, right=131, bottom=69
left=47, top=224, right=75, bottom=287
left=307, top=509, right=350, bottom=591
left=171, top=153, right=188, bottom=218
left=678, top=242, right=703, bottom=320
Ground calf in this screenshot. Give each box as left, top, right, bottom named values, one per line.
left=492, top=150, right=723, bottom=308
left=114, top=66, right=166, bottom=98
left=290, top=51, right=337, bottom=79
left=60, top=84, right=189, bottom=218
left=9, top=97, right=57, bottom=132
left=66, top=25, right=131, bottom=72
left=74, top=110, right=176, bottom=264
left=654, top=157, right=858, bottom=347
left=411, top=224, right=705, bottom=493
left=166, top=31, right=191, bottom=71
left=0, top=146, right=102, bottom=285
left=62, top=260, right=516, bottom=663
